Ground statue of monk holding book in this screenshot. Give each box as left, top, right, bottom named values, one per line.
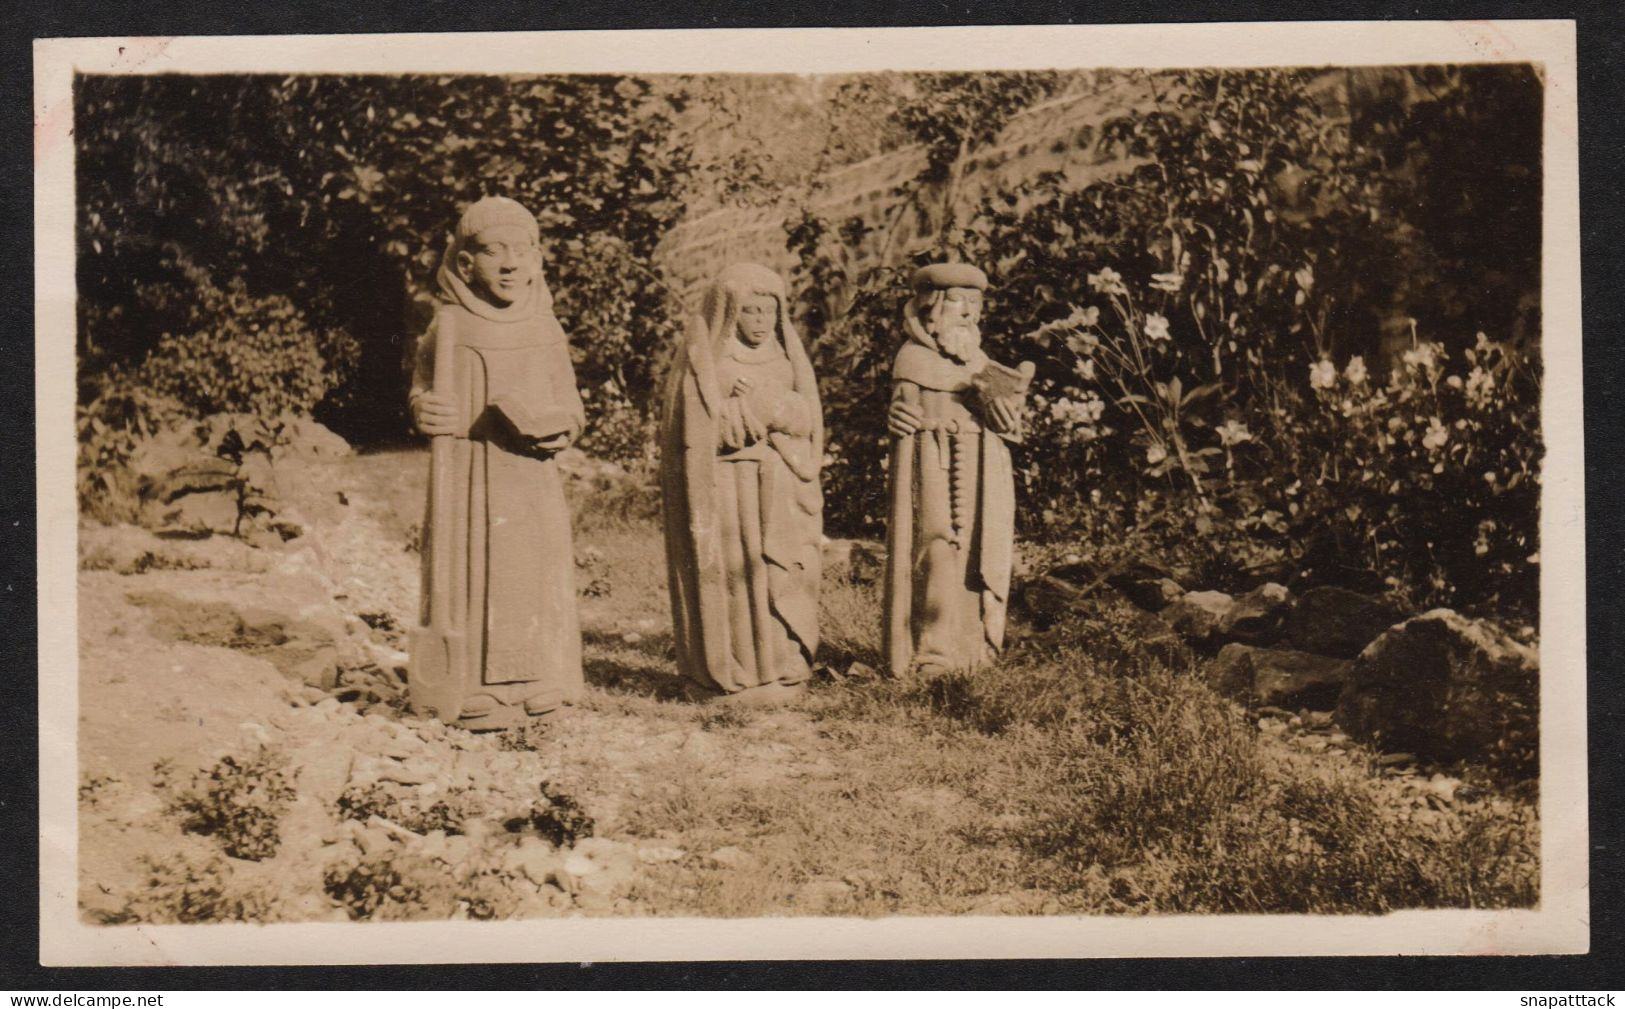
left=883, top=263, right=1033, bottom=677
left=408, top=196, right=586, bottom=729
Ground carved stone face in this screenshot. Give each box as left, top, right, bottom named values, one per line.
left=937, top=286, right=983, bottom=329
left=456, top=223, right=540, bottom=307
left=927, top=286, right=983, bottom=360
left=735, top=293, right=778, bottom=348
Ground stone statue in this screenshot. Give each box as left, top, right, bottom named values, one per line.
left=883, top=263, right=1033, bottom=677
left=408, top=196, right=586, bottom=729
left=660, top=263, right=824, bottom=704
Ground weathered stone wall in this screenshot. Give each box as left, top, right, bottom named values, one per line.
left=654, top=73, right=1157, bottom=295
left=655, top=69, right=1361, bottom=299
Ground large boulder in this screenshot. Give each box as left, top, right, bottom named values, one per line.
left=79, top=523, right=272, bottom=574
left=1207, top=643, right=1350, bottom=708
left=1104, top=559, right=1184, bottom=612
left=1164, top=590, right=1234, bottom=647
left=1217, top=583, right=1292, bottom=645
left=1335, top=609, right=1538, bottom=775
left=127, top=566, right=362, bottom=688
left=1284, top=585, right=1405, bottom=658
left=1011, top=575, right=1091, bottom=631
left=127, top=413, right=346, bottom=539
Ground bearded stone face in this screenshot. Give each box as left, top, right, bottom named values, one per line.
left=925, top=286, right=983, bottom=361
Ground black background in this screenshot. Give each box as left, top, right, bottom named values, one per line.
left=3, top=0, right=1620, bottom=990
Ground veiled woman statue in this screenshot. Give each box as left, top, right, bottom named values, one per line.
left=659, top=263, right=824, bottom=704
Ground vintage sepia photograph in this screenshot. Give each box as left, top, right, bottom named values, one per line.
left=34, top=22, right=1586, bottom=964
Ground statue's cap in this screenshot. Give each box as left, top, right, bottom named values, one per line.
left=454, top=196, right=540, bottom=245
left=912, top=262, right=988, bottom=291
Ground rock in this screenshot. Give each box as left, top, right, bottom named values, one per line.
left=707, top=845, right=757, bottom=869
left=1217, top=583, right=1292, bottom=645
left=1283, top=586, right=1404, bottom=658
left=130, top=569, right=353, bottom=687
left=1096, top=558, right=1184, bottom=612
left=276, top=415, right=352, bottom=459
left=1335, top=609, right=1538, bottom=775
left=820, top=538, right=854, bottom=573
left=78, top=522, right=272, bottom=575
left=844, top=661, right=877, bottom=679
left=795, top=878, right=854, bottom=912
left=1011, top=575, right=1092, bottom=631
left=637, top=845, right=686, bottom=864
left=846, top=541, right=887, bottom=585
left=1164, top=590, right=1234, bottom=646
left=353, top=825, right=395, bottom=858
left=1113, top=576, right=1185, bottom=612
left=376, top=760, right=432, bottom=786
left=515, top=842, right=562, bottom=886
left=1376, top=752, right=1417, bottom=768
left=1426, top=774, right=1462, bottom=803
left=1206, top=643, right=1351, bottom=709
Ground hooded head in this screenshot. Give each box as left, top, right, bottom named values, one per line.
left=678, top=263, right=814, bottom=417
left=436, top=196, right=553, bottom=320
left=697, top=263, right=792, bottom=359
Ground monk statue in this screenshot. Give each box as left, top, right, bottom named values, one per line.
left=883, top=263, right=1033, bottom=677
left=407, top=196, right=586, bottom=729
left=659, top=263, right=824, bottom=704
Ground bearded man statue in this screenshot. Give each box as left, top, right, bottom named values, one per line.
left=883, top=263, right=1031, bottom=677
left=659, top=263, right=824, bottom=704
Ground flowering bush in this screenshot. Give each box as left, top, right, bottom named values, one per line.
left=1283, top=332, right=1541, bottom=616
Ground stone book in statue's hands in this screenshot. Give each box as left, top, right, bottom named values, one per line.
left=971, top=358, right=1035, bottom=400
left=487, top=394, right=577, bottom=443
left=971, top=358, right=1036, bottom=442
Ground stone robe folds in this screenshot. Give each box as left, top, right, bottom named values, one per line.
left=883, top=317, right=1018, bottom=675
left=410, top=257, right=586, bottom=717
left=660, top=266, right=823, bottom=696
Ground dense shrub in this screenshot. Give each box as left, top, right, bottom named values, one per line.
left=76, top=373, right=184, bottom=521
left=77, top=73, right=689, bottom=451
left=790, top=66, right=1542, bottom=618
left=144, top=281, right=345, bottom=420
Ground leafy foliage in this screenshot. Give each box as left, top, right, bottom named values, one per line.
left=163, top=748, right=298, bottom=861
left=76, top=73, right=692, bottom=451
left=790, top=66, right=1542, bottom=617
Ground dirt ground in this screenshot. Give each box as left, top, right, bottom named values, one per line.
left=75, top=447, right=1538, bottom=923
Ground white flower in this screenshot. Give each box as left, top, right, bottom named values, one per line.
left=1150, top=271, right=1183, bottom=293
left=1087, top=267, right=1128, bottom=296
left=1065, top=331, right=1099, bottom=356
left=1402, top=343, right=1438, bottom=372
left=1293, top=265, right=1315, bottom=294
left=1145, top=443, right=1168, bottom=465
left=1344, top=356, right=1368, bottom=385
left=1465, top=366, right=1494, bottom=404
left=1077, top=305, right=1101, bottom=327
left=1422, top=417, right=1449, bottom=450
left=1215, top=419, right=1253, bottom=447
left=1143, top=313, right=1171, bottom=341
left=1309, top=359, right=1338, bottom=390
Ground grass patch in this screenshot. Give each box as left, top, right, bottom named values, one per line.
left=456, top=483, right=1542, bottom=916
